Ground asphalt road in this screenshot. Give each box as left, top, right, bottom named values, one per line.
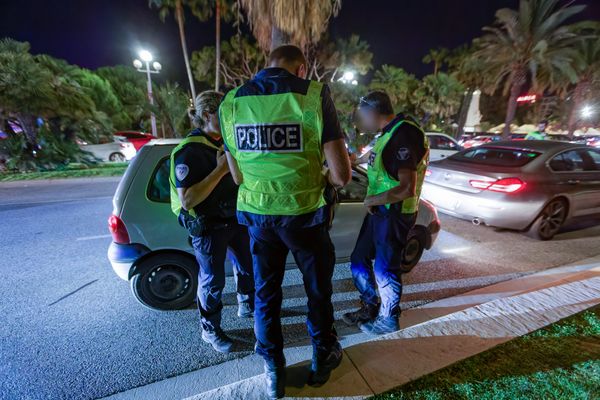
left=2, top=177, right=600, bottom=400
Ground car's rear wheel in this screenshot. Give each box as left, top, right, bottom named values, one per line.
left=400, top=228, right=426, bottom=273
left=130, top=253, right=198, bottom=310
left=527, top=198, right=568, bottom=241
left=109, top=152, right=126, bottom=162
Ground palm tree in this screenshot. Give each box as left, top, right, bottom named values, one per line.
left=370, top=65, right=420, bottom=115
left=239, top=0, right=342, bottom=51
left=566, top=23, right=600, bottom=137
left=474, top=0, right=585, bottom=138
left=422, top=47, right=449, bottom=76
left=149, top=0, right=197, bottom=99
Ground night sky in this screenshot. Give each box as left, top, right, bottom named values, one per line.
left=1, top=0, right=599, bottom=85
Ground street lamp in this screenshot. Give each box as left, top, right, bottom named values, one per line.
left=339, top=70, right=358, bottom=85
left=580, top=105, right=594, bottom=119
left=133, top=49, right=161, bottom=137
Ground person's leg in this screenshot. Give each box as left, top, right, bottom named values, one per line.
left=248, top=226, right=288, bottom=399
left=192, top=231, right=233, bottom=352
left=360, top=213, right=414, bottom=335
left=343, top=214, right=379, bottom=325
left=349, top=214, right=378, bottom=305
left=227, top=224, right=255, bottom=317
left=248, top=226, right=288, bottom=364
left=282, top=224, right=341, bottom=385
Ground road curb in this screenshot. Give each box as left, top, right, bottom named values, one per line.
left=103, top=255, right=600, bottom=400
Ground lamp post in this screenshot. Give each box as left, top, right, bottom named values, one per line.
left=339, top=71, right=358, bottom=85
left=133, top=50, right=161, bottom=137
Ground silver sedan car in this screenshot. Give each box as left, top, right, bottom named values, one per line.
left=422, top=141, right=600, bottom=240
left=108, top=139, right=441, bottom=310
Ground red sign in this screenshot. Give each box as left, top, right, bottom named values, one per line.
left=517, top=94, right=537, bottom=103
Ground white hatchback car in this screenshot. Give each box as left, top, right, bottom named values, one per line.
left=107, top=139, right=441, bottom=310
left=79, top=136, right=137, bottom=162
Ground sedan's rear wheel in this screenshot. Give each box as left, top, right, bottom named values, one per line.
left=130, top=253, right=198, bottom=310
left=527, top=199, right=568, bottom=241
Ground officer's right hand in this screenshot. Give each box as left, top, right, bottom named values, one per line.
left=215, top=150, right=230, bottom=176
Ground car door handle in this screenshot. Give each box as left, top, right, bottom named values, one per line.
left=567, top=179, right=580, bottom=185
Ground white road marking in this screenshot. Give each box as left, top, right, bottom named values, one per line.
left=76, top=234, right=112, bottom=241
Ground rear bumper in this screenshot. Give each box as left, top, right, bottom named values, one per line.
left=422, top=182, right=545, bottom=230
left=107, top=242, right=150, bottom=281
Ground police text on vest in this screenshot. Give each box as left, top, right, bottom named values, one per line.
left=235, top=123, right=303, bottom=152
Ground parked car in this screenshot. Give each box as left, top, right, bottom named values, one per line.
left=422, top=141, right=600, bottom=240
left=79, top=136, right=136, bottom=162
left=107, top=139, right=441, bottom=310
left=510, top=133, right=527, bottom=140
left=426, top=132, right=462, bottom=161
left=114, top=131, right=156, bottom=151
left=461, top=135, right=503, bottom=149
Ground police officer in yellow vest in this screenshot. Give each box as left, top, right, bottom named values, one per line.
left=220, top=45, right=351, bottom=399
left=342, top=91, right=429, bottom=335
left=170, top=91, right=254, bottom=354
left=525, top=120, right=548, bottom=140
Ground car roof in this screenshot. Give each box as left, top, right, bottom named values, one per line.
left=146, top=138, right=182, bottom=146
left=475, top=140, right=586, bottom=152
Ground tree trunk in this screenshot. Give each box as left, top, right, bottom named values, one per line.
left=175, top=0, right=196, bottom=100
left=503, top=81, right=522, bottom=139
left=567, top=80, right=587, bottom=139
left=16, top=114, right=38, bottom=145
left=270, top=25, right=289, bottom=51
left=214, top=0, right=221, bottom=91
left=456, top=88, right=473, bottom=138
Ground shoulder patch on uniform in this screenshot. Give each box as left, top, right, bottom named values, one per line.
left=175, top=164, right=189, bottom=181
left=396, top=148, right=410, bottom=161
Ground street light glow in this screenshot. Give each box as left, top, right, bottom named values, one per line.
left=581, top=105, right=594, bottom=119
left=343, top=71, right=355, bottom=81
left=133, top=59, right=143, bottom=69
left=152, top=61, right=162, bottom=71
left=139, top=49, right=153, bottom=62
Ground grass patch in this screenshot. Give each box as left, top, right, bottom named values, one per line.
left=0, top=162, right=127, bottom=182
left=374, top=305, right=600, bottom=400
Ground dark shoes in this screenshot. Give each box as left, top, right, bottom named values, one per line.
left=264, top=360, right=286, bottom=399
left=237, top=301, right=254, bottom=318
left=308, top=341, right=343, bottom=386
left=342, top=302, right=379, bottom=326
left=359, top=316, right=399, bottom=336
left=201, top=328, right=233, bottom=353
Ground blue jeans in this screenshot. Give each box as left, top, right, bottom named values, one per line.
left=248, top=224, right=337, bottom=364
left=350, top=208, right=416, bottom=318
left=192, top=222, right=254, bottom=332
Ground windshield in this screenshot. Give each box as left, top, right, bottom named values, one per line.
left=451, top=146, right=541, bottom=167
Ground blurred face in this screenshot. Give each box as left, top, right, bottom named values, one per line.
left=538, top=122, right=547, bottom=132
left=203, top=111, right=221, bottom=136
left=356, top=105, right=381, bottom=134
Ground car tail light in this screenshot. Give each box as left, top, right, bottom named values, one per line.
left=425, top=169, right=432, bottom=177
left=469, top=177, right=526, bottom=193
left=108, top=214, right=130, bottom=244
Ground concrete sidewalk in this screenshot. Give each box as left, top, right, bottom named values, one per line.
left=106, top=256, right=600, bottom=400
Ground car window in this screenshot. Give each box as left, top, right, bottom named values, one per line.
left=453, top=147, right=540, bottom=167
left=549, top=150, right=586, bottom=172
left=148, top=157, right=171, bottom=202
left=437, top=136, right=458, bottom=150
left=583, top=149, right=600, bottom=171
left=428, top=135, right=440, bottom=150
left=338, top=170, right=367, bottom=202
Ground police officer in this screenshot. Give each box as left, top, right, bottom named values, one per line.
left=170, top=91, right=254, bottom=354
left=219, top=45, right=351, bottom=399
left=525, top=120, right=548, bottom=140
left=342, top=91, right=429, bottom=335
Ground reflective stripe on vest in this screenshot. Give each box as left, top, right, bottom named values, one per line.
left=169, top=135, right=221, bottom=217
left=220, top=80, right=326, bottom=216
left=366, top=119, right=429, bottom=214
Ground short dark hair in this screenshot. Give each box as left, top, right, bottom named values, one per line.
left=359, top=91, right=394, bottom=115
left=268, top=45, right=307, bottom=68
